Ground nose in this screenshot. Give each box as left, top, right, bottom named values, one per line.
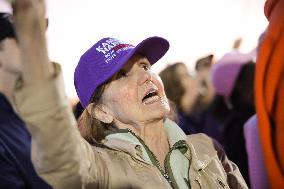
left=137, top=69, right=152, bottom=85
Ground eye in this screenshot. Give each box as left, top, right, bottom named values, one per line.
left=140, top=63, right=151, bottom=71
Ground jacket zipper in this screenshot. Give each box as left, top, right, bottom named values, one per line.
left=126, top=129, right=173, bottom=185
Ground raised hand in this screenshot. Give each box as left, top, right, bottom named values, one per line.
left=11, top=0, right=53, bottom=84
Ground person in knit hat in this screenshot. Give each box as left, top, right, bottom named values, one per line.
left=210, top=51, right=256, bottom=187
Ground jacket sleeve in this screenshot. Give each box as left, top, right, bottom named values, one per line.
left=213, top=138, right=248, bottom=189
left=13, top=64, right=108, bottom=189
left=0, top=144, right=25, bottom=189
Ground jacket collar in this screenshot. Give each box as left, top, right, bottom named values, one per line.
left=164, top=119, right=187, bottom=147
left=103, top=129, right=152, bottom=163
left=103, top=119, right=189, bottom=161
left=103, top=119, right=192, bottom=189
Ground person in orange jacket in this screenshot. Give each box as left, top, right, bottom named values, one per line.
left=255, top=0, right=284, bottom=188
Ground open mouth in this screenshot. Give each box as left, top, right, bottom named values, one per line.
left=142, top=89, right=160, bottom=104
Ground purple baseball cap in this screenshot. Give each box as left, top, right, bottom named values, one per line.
left=211, top=51, right=255, bottom=97
left=74, top=36, right=170, bottom=108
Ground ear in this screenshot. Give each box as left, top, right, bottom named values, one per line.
left=87, top=103, right=114, bottom=124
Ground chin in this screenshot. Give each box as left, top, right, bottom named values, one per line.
left=161, top=100, right=171, bottom=114
left=141, top=99, right=170, bottom=120
left=154, top=107, right=171, bottom=120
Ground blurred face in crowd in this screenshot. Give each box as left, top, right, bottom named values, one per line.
left=0, top=38, right=21, bottom=75
left=196, top=67, right=215, bottom=111
left=175, top=63, right=200, bottom=114
left=96, top=55, right=170, bottom=127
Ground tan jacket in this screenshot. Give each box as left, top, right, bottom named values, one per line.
left=14, top=65, right=248, bottom=189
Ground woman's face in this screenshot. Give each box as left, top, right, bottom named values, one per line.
left=175, top=64, right=200, bottom=114
left=100, top=55, right=170, bottom=126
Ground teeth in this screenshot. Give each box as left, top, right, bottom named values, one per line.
left=142, top=85, right=159, bottom=103
left=147, top=89, right=156, bottom=95
left=143, top=90, right=156, bottom=101
left=143, top=95, right=160, bottom=104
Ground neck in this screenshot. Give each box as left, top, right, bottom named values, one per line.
left=116, top=119, right=170, bottom=169
left=0, top=70, right=18, bottom=107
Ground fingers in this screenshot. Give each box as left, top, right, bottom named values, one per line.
left=10, top=0, right=53, bottom=84
left=12, top=0, right=46, bottom=25
left=12, top=0, right=46, bottom=43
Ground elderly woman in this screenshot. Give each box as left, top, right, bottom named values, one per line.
left=12, top=0, right=247, bottom=189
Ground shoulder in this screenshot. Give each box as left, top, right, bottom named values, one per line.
left=186, top=133, right=214, bottom=145
left=186, top=133, right=219, bottom=156
left=93, top=145, right=128, bottom=160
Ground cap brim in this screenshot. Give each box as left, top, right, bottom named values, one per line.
left=131, top=36, right=170, bottom=65
left=111, top=36, right=169, bottom=74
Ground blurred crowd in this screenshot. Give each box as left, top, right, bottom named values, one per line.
left=1, top=0, right=284, bottom=188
